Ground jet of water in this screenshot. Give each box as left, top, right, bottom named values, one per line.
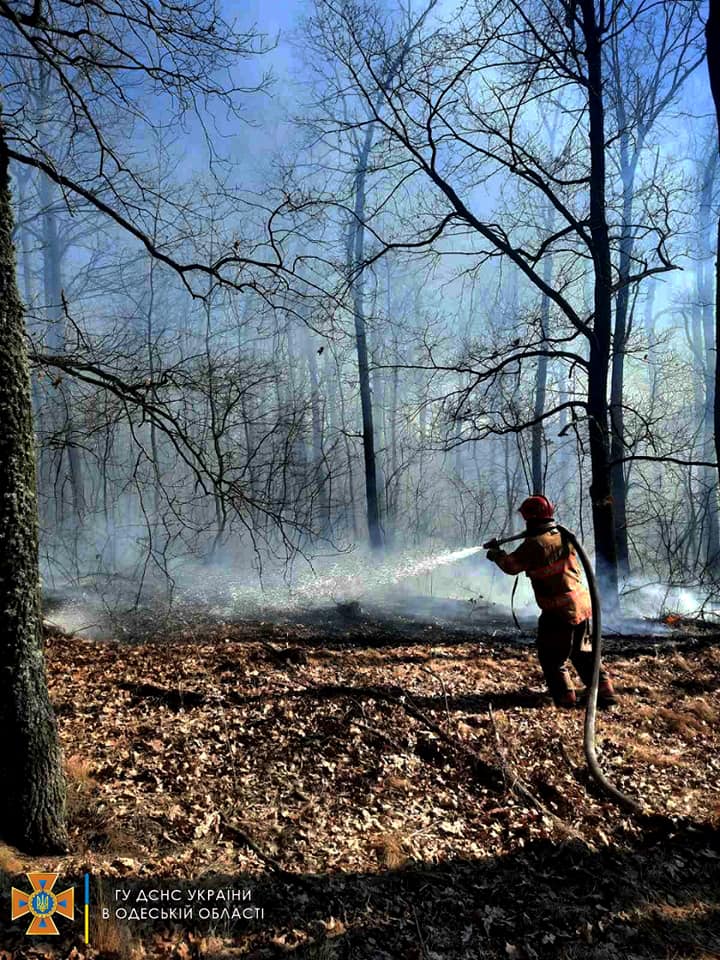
left=389, top=545, right=485, bottom=578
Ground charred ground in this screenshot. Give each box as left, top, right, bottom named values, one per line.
left=1, top=608, right=719, bottom=959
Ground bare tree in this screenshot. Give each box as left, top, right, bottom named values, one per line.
left=605, top=4, right=704, bottom=578
left=694, top=149, right=720, bottom=568
left=305, top=0, right=438, bottom=551
left=0, top=0, right=272, bottom=852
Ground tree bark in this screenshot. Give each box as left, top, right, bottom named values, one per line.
left=580, top=0, right=619, bottom=607
left=707, top=0, right=720, bottom=150
left=349, top=168, right=383, bottom=550
left=0, top=122, right=68, bottom=853
left=608, top=127, right=637, bottom=581
left=710, top=0, right=720, bottom=485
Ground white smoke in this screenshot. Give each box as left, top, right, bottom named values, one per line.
left=42, top=536, right=715, bottom=641
left=620, top=580, right=720, bottom=622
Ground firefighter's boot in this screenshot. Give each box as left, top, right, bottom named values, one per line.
left=555, top=688, right=577, bottom=709
left=545, top=667, right=576, bottom=708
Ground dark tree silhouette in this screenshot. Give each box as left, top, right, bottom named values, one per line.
left=707, top=1, right=720, bottom=488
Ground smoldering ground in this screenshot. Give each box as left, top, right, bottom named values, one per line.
left=40, top=535, right=710, bottom=646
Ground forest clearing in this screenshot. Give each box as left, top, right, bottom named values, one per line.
left=1, top=602, right=719, bottom=959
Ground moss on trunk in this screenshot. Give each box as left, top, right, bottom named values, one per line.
left=0, top=118, right=68, bottom=853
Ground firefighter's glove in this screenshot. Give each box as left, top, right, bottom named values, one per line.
left=485, top=540, right=502, bottom=562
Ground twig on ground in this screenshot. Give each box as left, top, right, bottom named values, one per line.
left=219, top=817, right=315, bottom=890
left=412, top=903, right=430, bottom=959
left=418, top=663, right=452, bottom=727
left=488, top=704, right=585, bottom=841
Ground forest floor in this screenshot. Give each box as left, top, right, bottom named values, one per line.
left=2, top=602, right=720, bottom=959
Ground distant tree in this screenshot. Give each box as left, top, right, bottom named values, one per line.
left=693, top=148, right=720, bottom=568
left=305, top=0, right=438, bottom=551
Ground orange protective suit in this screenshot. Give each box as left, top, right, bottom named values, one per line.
left=488, top=528, right=614, bottom=706
left=490, top=528, right=591, bottom=625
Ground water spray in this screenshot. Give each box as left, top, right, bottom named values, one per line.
left=484, top=522, right=643, bottom=814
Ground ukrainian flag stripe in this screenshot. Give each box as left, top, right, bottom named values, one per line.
left=84, top=873, right=90, bottom=944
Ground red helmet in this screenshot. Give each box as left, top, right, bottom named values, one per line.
left=519, top=495, right=554, bottom=520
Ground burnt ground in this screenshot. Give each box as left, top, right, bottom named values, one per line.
left=1, top=604, right=720, bottom=959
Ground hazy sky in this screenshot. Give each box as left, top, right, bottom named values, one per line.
left=217, top=0, right=715, bottom=175
left=201, top=0, right=305, bottom=184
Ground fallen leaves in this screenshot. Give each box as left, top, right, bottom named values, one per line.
left=9, top=619, right=715, bottom=959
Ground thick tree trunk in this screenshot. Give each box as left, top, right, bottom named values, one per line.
left=580, top=0, right=619, bottom=607
left=0, top=125, right=68, bottom=853
left=702, top=334, right=720, bottom=571
left=707, top=0, right=720, bottom=491
left=707, top=0, right=720, bottom=150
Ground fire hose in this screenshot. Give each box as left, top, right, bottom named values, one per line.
left=483, top=523, right=643, bottom=814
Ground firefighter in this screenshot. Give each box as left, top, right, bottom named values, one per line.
left=485, top=495, right=617, bottom=709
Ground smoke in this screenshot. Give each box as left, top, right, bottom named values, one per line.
left=42, top=530, right=716, bottom=642
left=42, top=541, right=538, bottom=637
left=162, top=543, right=544, bottom=636
left=170, top=544, right=498, bottom=612
left=42, top=591, right=113, bottom=639
left=619, top=580, right=720, bottom=622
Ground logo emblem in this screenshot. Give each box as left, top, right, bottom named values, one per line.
left=11, top=872, right=74, bottom=935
